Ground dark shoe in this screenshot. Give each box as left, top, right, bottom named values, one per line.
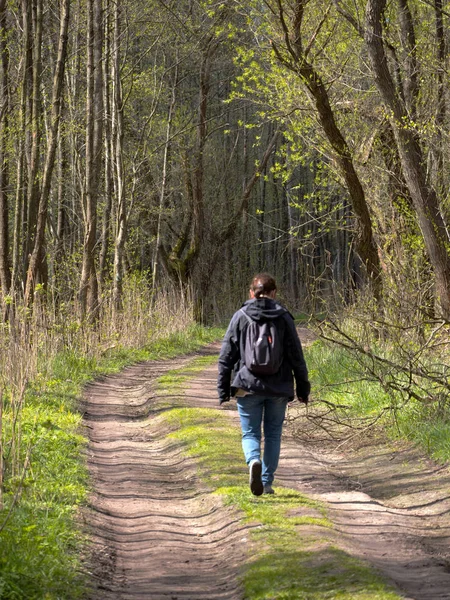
left=263, top=484, right=274, bottom=495
left=249, top=460, right=263, bottom=496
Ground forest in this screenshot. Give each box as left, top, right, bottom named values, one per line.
left=1, top=0, right=450, bottom=597
left=0, top=0, right=449, bottom=318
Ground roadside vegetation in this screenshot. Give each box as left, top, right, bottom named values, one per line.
left=295, top=301, right=450, bottom=463
left=158, top=356, right=402, bottom=600
left=0, top=286, right=221, bottom=600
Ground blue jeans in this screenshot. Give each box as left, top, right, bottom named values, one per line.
left=236, top=395, right=289, bottom=486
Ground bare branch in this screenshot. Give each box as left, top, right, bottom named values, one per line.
left=304, top=2, right=333, bottom=58
left=274, top=0, right=298, bottom=59
left=332, top=0, right=364, bottom=36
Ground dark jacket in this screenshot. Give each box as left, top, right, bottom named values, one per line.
left=217, top=298, right=310, bottom=404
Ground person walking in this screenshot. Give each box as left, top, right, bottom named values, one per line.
left=217, top=273, right=310, bottom=496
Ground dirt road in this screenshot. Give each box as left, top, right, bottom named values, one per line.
left=83, top=342, right=450, bottom=599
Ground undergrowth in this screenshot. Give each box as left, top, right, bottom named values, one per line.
left=0, top=320, right=222, bottom=600
left=158, top=358, right=402, bottom=600
left=306, top=339, right=450, bottom=462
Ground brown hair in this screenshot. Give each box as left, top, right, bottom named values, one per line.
left=250, top=273, right=277, bottom=298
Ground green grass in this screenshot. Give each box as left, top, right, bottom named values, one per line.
left=306, top=341, right=392, bottom=416
left=305, top=339, right=450, bottom=462
left=157, top=354, right=219, bottom=392
left=242, top=546, right=402, bottom=600
left=0, top=324, right=223, bottom=600
left=158, top=359, right=402, bottom=600
left=396, top=413, right=450, bottom=462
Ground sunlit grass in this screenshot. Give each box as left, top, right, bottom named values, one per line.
left=157, top=354, right=218, bottom=393
left=306, top=341, right=392, bottom=416
left=243, top=545, right=402, bottom=600
left=305, top=339, right=450, bottom=462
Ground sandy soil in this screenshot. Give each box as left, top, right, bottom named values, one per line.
left=83, top=340, right=450, bottom=600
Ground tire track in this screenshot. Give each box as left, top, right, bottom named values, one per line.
left=83, top=348, right=248, bottom=600
left=84, top=341, right=450, bottom=600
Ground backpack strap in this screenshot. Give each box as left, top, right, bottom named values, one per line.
left=239, top=309, right=253, bottom=325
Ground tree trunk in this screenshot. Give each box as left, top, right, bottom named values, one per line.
left=55, top=130, right=68, bottom=290
left=24, top=0, right=43, bottom=278
left=99, top=0, right=112, bottom=293
left=0, top=0, right=10, bottom=294
left=112, top=1, right=126, bottom=310
left=271, top=0, right=381, bottom=300
left=157, top=38, right=217, bottom=302
left=365, top=0, right=450, bottom=317
left=79, top=0, right=103, bottom=320
left=429, top=0, right=446, bottom=207
left=11, top=43, right=28, bottom=294
left=152, top=61, right=177, bottom=292
left=197, top=129, right=281, bottom=304
left=397, top=0, right=418, bottom=117
left=184, top=38, right=216, bottom=283
left=11, top=0, right=33, bottom=292
left=25, top=0, right=70, bottom=307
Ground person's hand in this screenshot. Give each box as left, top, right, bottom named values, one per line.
left=296, top=381, right=311, bottom=406
left=219, top=396, right=230, bottom=406
left=219, top=397, right=235, bottom=410
left=297, top=395, right=309, bottom=406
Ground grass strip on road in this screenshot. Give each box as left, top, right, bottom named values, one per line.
left=158, top=356, right=403, bottom=600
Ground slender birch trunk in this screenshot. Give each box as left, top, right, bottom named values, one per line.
left=112, top=2, right=126, bottom=310
left=99, top=0, right=112, bottom=293
left=11, top=0, right=33, bottom=292
left=0, top=0, right=10, bottom=294
left=79, top=0, right=103, bottom=320
left=25, top=0, right=70, bottom=306
left=24, top=0, right=43, bottom=274
left=152, top=61, right=178, bottom=293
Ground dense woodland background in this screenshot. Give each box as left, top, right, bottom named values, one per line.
left=0, top=0, right=449, bottom=323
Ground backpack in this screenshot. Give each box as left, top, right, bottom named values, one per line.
left=240, top=309, right=283, bottom=375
